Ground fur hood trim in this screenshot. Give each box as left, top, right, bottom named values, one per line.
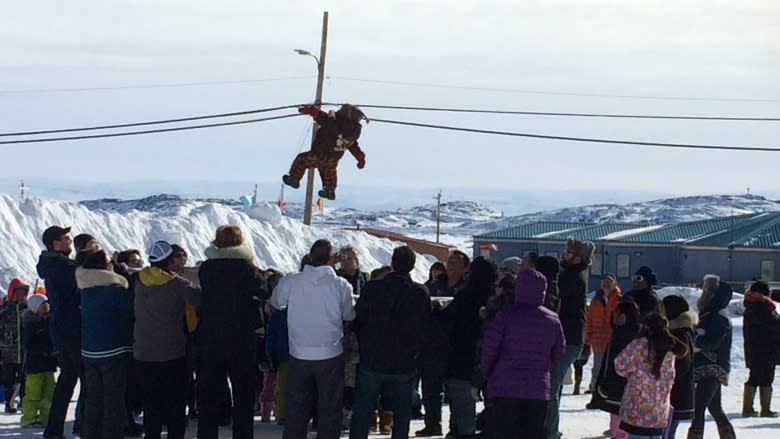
left=204, top=245, right=256, bottom=263
left=76, top=268, right=129, bottom=290
left=669, top=310, right=699, bottom=330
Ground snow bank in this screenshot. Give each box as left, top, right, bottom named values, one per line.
left=0, top=194, right=431, bottom=289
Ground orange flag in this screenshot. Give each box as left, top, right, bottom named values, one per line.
left=316, top=197, right=325, bottom=213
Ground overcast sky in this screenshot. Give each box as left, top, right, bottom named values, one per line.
left=1, top=0, right=778, bottom=206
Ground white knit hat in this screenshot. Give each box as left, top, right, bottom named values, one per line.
left=27, top=294, right=48, bottom=314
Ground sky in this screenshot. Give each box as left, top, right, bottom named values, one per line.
left=1, top=0, right=779, bottom=208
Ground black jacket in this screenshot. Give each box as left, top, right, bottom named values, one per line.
left=623, top=288, right=661, bottom=322
left=36, top=251, right=80, bottom=346
left=337, top=270, right=369, bottom=296
left=198, top=246, right=269, bottom=353
left=354, top=273, right=431, bottom=374
left=444, top=283, right=489, bottom=380
left=669, top=311, right=697, bottom=420
left=558, top=262, right=588, bottom=347
left=743, top=298, right=780, bottom=369
left=22, top=310, right=57, bottom=374
left=596, top=319, right=641, bottom=415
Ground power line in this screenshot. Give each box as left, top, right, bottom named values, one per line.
left=0, top=114, right=301, bottom=145
left=370, top=118, right=780, bottom=152
left=0, top=105, right=303, bottom=137
left=330, top=76, right=780, bottom=103
left=334, top=103, right=780, bottom=122
left=0, top=76, right=316, bottom=95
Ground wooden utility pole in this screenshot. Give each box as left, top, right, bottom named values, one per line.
left=303, top=11, right=329, bottom=226
left=19, top=180, right=28, bottom=200
left=435, top=191, right=442, bottom=243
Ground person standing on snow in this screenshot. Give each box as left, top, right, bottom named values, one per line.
left=197, top=226, right=269, bottom=439
left=546, top=238, right=594, bottom=439
left=742, top=280, right=780, bottom=418
left=134, top=241, right=202, bottom=439
left=688, top=275, right=736, bottom=439
left=282, top=104, right=368, bottom=201
left=271, top=239, right=356, bottom=439
left=584, top=274, right=622, bottom=405
left=0, top=278, right=30, bottom=414
left=36, top=225, right=85, bottom=439
left=21, top=294, right=57, bottom=428
left=623, top=266, right=661, bottom=322
left=660, top=295, right=698, bottom=439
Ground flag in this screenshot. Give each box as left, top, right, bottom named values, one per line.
left=277, top=185, right=287, bottom=210
left=238, top=194, right=253, bottom=208
left=316, top=197, right=324, bottom=213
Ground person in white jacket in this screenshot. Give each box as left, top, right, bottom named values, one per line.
left=271, top=239, right=356, bottom=439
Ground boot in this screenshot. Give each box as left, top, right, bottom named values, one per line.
left=318, top=188, right=336, bottom=200
left=282, top=174, right=300, bottom=189
left=4, top=400, right=17, bottom=415
left=369, top=410, right=379, bottom=433
left=760, top=386, right=779, bottom=418
left=743, top=384, right=759, bottom=417
left=379, top=411, right=393, bottom=434
left=717, top=423, right=736, bottom=439
left=260, top=401, right=274, bottom=422
left=686, top=427, right=704, bottom=439
left=341, top=409, right=352, bottom=431
left=416, top=400, right=442, bottom=437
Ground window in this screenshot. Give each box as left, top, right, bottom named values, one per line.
left=617, top=254, right=631, bottom=278
left=591, top=253, right=603, bottom=276
left=761, top=260, right=776, bottom=282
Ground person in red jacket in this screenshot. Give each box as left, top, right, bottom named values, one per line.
left=283, top=104, right=368, bottom=200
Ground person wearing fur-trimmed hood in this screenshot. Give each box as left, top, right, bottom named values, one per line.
left=688, top=275, right=736, bottom=439
left=661, top=294, right=698, bottom=439
left=741, top=280, right=780, bottom=418
left=77, top=249, right=134, bottom=439
left=197, top=225, right=269, bottom=439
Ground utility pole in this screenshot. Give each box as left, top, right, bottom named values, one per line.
left=303, top=11, right=329, bottom=226
left=434, top=191, right=442, bottom=243
left=252, top=184, right=258, bottom=206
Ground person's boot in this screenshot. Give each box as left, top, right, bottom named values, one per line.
left=318, top=188, right=336, bottom=200
left=716, top=423, right=737, bottom=439
left=760, top=386, right=779, bottom=418
left=379, top=411, right=393, bottom=434
left=4, top=398, right=17, bottom=415
left=573, top=368, right=583, bottom=395
left=282, top=174, right=300, bottom=189
left=743, top=384, right=759, bottom=417
left=260, top=401, right=274, bottom=422
left=416, top=400, right=442, bottom=437
left=369, top=410, right=379, bottom=433
left=341, top=408, right=352, bottom=431
left=686, top=427, right=704, bottom=439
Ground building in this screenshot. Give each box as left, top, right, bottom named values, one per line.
left=473, top=212, right=780, bottom=290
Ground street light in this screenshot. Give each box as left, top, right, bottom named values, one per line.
left=294, top=12, right=328, bottom=226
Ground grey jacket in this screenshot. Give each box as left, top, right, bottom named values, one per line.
left=133, top=267, right=201, bottom=362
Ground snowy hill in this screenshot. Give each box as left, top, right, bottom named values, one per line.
left=0, top=194, right=433, bottom=290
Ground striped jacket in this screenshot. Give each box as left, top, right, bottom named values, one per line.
left=77, top=268, right=134, bottom=363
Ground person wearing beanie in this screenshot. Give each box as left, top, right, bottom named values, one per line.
left=21, top=294, right=57, bottom=427
left=742, top=280, right=780, bottom=418
left=0, top=279, right=30, bottom=414
left=481, top=269, right=565, bottom=439
left=689, top=275, right=736, bottom=439
left=134, top=241, right=201, bottom=439
left=661, top=295, right=698, bottom=438
left=498, top=256, right=522, bottom=276
left=623, top=266, right=661, bottom=322
left=545, top=238, right=594, bottom=439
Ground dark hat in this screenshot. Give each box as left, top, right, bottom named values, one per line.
left=634, top=266, right=658, bottom=286
left=42, top=225, right=71, bottom=248
left=566, top=238, right=596, bottom=266
left=73, top=233, right=97, bottom=252
left=750, top=281, right=771, bottom=296
left=662, top=294, right=689, bottom=320
left=534, top=256, right=560, bottom=278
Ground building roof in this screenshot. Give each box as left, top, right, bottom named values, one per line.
left=474, top=212, right=780, bottom=249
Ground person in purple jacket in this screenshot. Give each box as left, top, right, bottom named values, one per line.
left=481, top=268, right=566, bottom=439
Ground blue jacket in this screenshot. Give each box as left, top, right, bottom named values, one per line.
left=266, top=308, right=289, bottom=371
left=693, top=283, right=733, bottom=386
left=77, top=268, right=134, bottom=363
left=36, top=251, right=80, bottom=346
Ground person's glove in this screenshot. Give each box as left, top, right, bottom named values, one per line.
left=356, top=152, right=366, bottom=169
left=298, top=106, right=320, bottom=117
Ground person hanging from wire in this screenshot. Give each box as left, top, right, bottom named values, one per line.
left=282, top=104, right=368, bottom=201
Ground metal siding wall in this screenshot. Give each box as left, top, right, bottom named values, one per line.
left=680, top=249, right=731, bottom=284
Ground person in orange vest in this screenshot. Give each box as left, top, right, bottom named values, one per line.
left=1, top=278, right=31, bottom=413
left=584, top=274, right=622, bottom=408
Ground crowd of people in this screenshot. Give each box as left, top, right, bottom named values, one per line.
left=0, top=226, right=779, bottom=439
